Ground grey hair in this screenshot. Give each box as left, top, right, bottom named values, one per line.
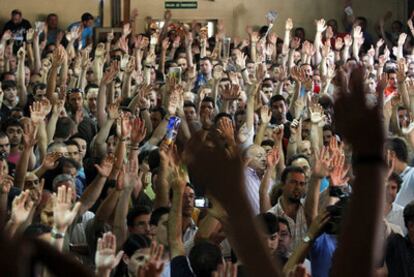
left=52, top=174, right=75, bottom=192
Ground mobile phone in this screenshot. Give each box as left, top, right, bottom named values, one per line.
left=195, top=197, right=209, bottom=208
left=165, top=116, right=181, bottom=145
left=168, top=67, right=182, bottom=84
left=344, top=6, right=354, bottom=16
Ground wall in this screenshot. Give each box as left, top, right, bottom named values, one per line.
left=0, top=0, right=103, bottom=29
left=0, top=0, right=407, bottom=40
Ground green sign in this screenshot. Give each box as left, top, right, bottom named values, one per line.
left=165, top=1, right=198, bottom=9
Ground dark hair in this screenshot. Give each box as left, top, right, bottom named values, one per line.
left=81, top=12, right=94, bottom=22
left=214, top=112, right=233, bottom=125
left=11, top=9, right=22, bottom=16
left=0, top=131, right=8, bottom=140
left=85, top=84, right=99, bottom=94
left=148, top=148, right=161, bottom=172
left=2, top=80, right=17, bottom=91
left=270, top=94, right=286, bottom=105
left=127, top=205, right=152, bottom=227
left=386, top=137, right=408, bottom=163
left=324, top=197, right=349, bottom=234
left=114, top=234, right=151, bottom=277
left=184, top=100, right=197, bottom=110
left=201, top=96, right=215, bottom=107
left=287, top=154, right=310, bottom=167
left=403, top=201, right=414, bottom=228
left=256, top=213, right=279, bottom=235
left=276, top=216, right=292, bottom=235
left=261, top=139, right=275, bottom=148
left=150, top=207, right=170, bottom=226
left=58, top=157, right=81, bottom=171
left=200, top=57, right=212, bottom=64
left=65, top=139, right=80, bottom=150
left=281, top=166, right=306, bottom=184
left=54, top=117, right=76, bottom=140
left=189, top=240, right=223, bottom=277
left=2, top=118, right=23, bottom=133
left=23, top=223, right=52, bottom=238
left=150, top=107, right=166, bottom=119
left=33, top=83, right=47, bottom=94
left=46, top=13, right=58, bottom=21
left=388, top=172, right=403, bottom=192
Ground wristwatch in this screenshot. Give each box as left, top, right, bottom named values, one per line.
left=51, top=228, right=66, bottom=239
left=303, top=235, right=313, bottom=243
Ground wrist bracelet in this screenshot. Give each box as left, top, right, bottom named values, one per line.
left=241, top=67, right=247, bottom=72
left=51, top=228, right=66, bottom=239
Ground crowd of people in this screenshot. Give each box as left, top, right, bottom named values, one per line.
left=0, top=3, right=413, bottom=277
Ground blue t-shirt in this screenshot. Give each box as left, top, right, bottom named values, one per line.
left=309, top=233, right=337, bottom=277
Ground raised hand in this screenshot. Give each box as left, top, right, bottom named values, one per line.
left=95, top=232, right=124, bottom=272
left=30, top=101, right=47, bottom=125
left=260, top=105, right=272, bottom=125
left=307, top=211, right=331, bottom=240
left=329, top=153, right=350, bottom=186
left=42, top=152, right=63, bottom=170
left=16, top=45, right=26, bottom=63
left=285, top=18, right=293, bottom=31
left=398, top=33, right=407, bottom=46
left=217, top=117, right=236, bottom=145
left=315, top=18, right=327, bottom=33
left=250, top=32, right=259, bottom=43
left=101, top=61, right=120, bottom=85
left=376, top=38, right=384, bottom=49
left=130, top=117, right=147, bottom=145
left=220, top=83, right=241, bottom=101
left=95, top=42, right=106, bottom=57
left=343, top=34, right=352, bottom=47
left=1, top=30, right=12, bottom=42
left=235, top=50, right=247, bottom=70
left=94, top=155, right=115, bottom=178
left=313, top=146, right=333, bottom=179
left=51, top=46, right=66, bottom=68
left=309, top=103, right=325, bottom=124
left=266, top=147, right=280, bottom=169
left=52, top=99, right=66, bottom=116
left=172, top=36, right=181, bottom=49
left=136, top=241, right=165, bottom=277
left=271, top=124, right=284, bottom=144
left=26, top=28, right=35, bottom=42
left=66, top=26, right=81, bottom=42
left=22, top=120, right=38, bottom=148
left=53, top=186, right=81, bottom=232
left=106, top=29, right=114, bottom=42
left=122, top=22, right=131, bottom=38
left=11, top=190, right=34, bottom=225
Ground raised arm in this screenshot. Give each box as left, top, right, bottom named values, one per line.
left=331, top=68, right=386, bottom=277
left=78, top=156, right=114, bottom=216
left=16, top=46, right=28, bottom=108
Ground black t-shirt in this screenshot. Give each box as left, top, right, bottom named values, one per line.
left=170, top=255, right=193, bottom=277
left=385, top=233, right=414, bottom=277
left=2, top=19, right=32, bottom=50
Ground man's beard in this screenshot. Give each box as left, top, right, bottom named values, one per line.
left=287, top=196, right=301, bottom=204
